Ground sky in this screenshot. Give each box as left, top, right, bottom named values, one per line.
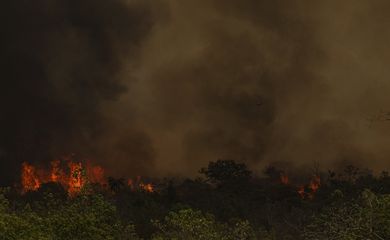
left=1, top=0, right=390, bottom=184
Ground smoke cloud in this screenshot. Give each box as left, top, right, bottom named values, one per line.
left=1, top=0, right=390, bottom=184
left=0, top=0, right=157, bottom=184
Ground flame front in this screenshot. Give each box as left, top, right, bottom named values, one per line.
left=21, top=158, right=103, bottom=195
left=50, top=160, right=62, bottom=183
left=68, top=162, right=84, bottom=195
left=21, top=162, right=40, bottom=193
left=20, top=158, right=154, bottom=195
left=88, top=166, right=105, bottom=184
left=128, top=177, right=154, bottom=192
left=277, top=172, right=321, bottom=199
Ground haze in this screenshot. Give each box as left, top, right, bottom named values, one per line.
left=1, top=0, right=390, bottom=185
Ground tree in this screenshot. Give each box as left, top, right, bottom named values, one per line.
left=0, top=192, right=51, bottom=240
left=303, top=189, right=390, bottom=240
left=199, top=160, right=252, bottom=185
left=108, top=177, right=126, bottom=193
left=47, top=193, right=139, bottom=240
left=151, top=208, right=257, bottom=240
left=0, top=189, right=141, bottom=240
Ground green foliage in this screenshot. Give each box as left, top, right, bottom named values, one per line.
left=361, top=190, right=390, bottom=239
left=256, top=227, right=276, bottom=240
left=1, top=161, right=390, bottom=240
left=0, top=191, right=140, bottom=240
left=121, top=224, right=143, bottom=240
left=151, top=208, right=223, bottom=240
left=229, top=220, right=258, bottom=240
left=0, top=192, right=8, bottom=213
left=47, top=194, right=123, bottom=240
left=115, top=189, right=167, bottom=238
left=152, top=208, right=257, bottom=240
left=303, top=189, right=390, bottom=240
left=0, top=193, right=50, bottom=240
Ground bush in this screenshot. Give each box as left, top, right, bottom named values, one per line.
left=152, top=208, right=257, bottom=240
left=0, top=193, right=51, bottom=240
left=0, top=191, right=140, bottom=240
left=303, top=189, right=390, bottom=240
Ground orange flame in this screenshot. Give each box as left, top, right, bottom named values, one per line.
left=127, top=177, right=154, bottom=192
left=20, top=157, right=107, bottom=196
left=309, top=175, right=321, bottom=193
left=20, top=157, right=154, bottom=196
left=50, top=160, right=63, bottom=183
left=21, top=162, right=40, bottom=193
left=307, top=175, right=321, bottom=199
left=280, top=173, right=289, bottom=185
left=140, top=183, right=154, bottom=193
left=87, top=165, right=105, bottom=184
left=68, top=161, right=84, bottom=195
left=296, top=175, right=321, bottom=199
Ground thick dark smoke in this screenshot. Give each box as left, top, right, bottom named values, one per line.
left=129, top=0, right=390, bottom=175
left=1, top=0, right=390, bottom=185
left=0, top=0, right=157, bottom=185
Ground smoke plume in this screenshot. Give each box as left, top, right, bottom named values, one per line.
left=0, top=0, right=157, bottom=184
left=1, top=0, right=390, bottom=184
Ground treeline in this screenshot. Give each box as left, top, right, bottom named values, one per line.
left=1, top=160, right=389, bottom=240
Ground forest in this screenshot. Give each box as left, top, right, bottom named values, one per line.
left=1, top=160, right=389, bottom=240
left=2, top=1, right=390, bottom=239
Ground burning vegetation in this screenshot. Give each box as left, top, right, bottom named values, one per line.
left=1, top=159, right=389, bottom=239
left=21, top=162, right=40, bottom=192
left=280, top=172, right=321, bottom=199
left=20, top=156, right=154, bottom=195
left=20, top=157, right=322, bottom=200
left=279, top=173, right=321, bottom=199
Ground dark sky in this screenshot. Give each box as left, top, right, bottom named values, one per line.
left=1, top=0, right=390, bottom=184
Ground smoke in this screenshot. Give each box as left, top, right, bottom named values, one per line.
left=0, top=0, right=158, bottom=184
left=129, top=0, right=390, bottom=175
left=1, top=0, right=390, bottom=184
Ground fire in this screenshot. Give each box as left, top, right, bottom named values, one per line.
left=68, top=161, right=84, bottom=195
left=21, top=162, right=40, bottom=193
left=297, top=175, right=321, bottom=199
left=127, top=177, right=154, bottom=192
left=20, top=157, right=154, bottom=195
left=88, top=166, right=105, bottom=184
left=297, top=185, right=305, bottom=199
left=20, top=157, right=105, bottom=195
left=309, top=175, right=320, bottom=193
left=139, top=183, right=154, bottom=193
left=280, top=173, right=289, bottom=185
left=127, top=179, right=135, bottom=190
left=50, top=160, right=62, bottom=182
left=277, top=172, right=321, bottom=199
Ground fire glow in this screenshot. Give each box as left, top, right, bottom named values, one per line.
left=21, top=157, right=154, bottom=195
left=280, top=173, right=321, bottom=199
